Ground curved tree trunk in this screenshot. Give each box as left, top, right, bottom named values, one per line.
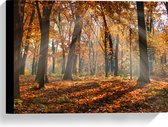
left=137, top=2, right=150, bottom=83
left=63, top=15, right=83, bottom=80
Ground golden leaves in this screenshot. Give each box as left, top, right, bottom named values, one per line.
left=14, top=75, right=168, bottom=113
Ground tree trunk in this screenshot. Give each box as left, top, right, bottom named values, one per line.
left=61, top=51, right=65, bottom=74
left=114, top=34, right=119, bottom=76
left=137, top=2, right=150, bottom=83
left=129, top=28, right=132, bottom=79
left=73, top=54, right=77, bottom=75
left=14, top=0, right=25, bottom=98
left=165, top=2, right=168, bottom=15
left=20, top=44, right=29, bottom=75
left=102, top=13, right=109, bottom=77
left=88, top=41, right=93, bottom=75
left=32, top=45, right=38, bottom=75
left=104, top=30, right=108, bottom=77
left=52, top=40, right=55, bottom=73
left=78, top=53, right=83, bottom=75
left=63, top=15, right=83, bottom=80
left=32, top=53, right=36, bottom=75
left=102, top=11, right=113, bottom=76
left=20, top=9, right=35, bottom=75
left=35, top=2, right=53, bottom=87
left=109, top=34, right=114, bottom=73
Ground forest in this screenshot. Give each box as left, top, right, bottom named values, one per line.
left=14, top=1, right=168, bottom=113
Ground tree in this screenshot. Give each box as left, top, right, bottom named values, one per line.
left=51, top=39, right=56, bottom=73
left=35, top=1, right=54, bottom=88
left=63, top=2, right=87, bottom=80
left=114, top=34, right=119, bottom=76
left=14, top=0, right=25, bottom=98
left=137, top=2, right=150, bottom=83
left=102, top=9, right=113, bottom=77
left=20, top=8, right=35, bottom=75
left=32, top=44, right=38, bottom=75
left=63, top=14, right=83, bottom=80
left=129, top=28, right=132, bottom=79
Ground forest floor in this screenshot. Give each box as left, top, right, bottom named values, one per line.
left=14, top=75, right=168, bottom=113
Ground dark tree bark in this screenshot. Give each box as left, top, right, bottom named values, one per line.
left=63, top=14, right=83, bottom=80
left=73, top=54, right=77, bottom=75
left=35, top=1, right=54, bottom=88
left=51, top=40, right=55, bottom=73
left=109, top=34, right=114, bottom=73
left=32, top=45, right=38, bottom=75
left=114, top=34, right=119, bottom=76
left=104, top=30, right=108, bottom=77
left=102, top=13, right=109, bottom=77
left=14, top=0, right=25, bottom=98
left=165, top=2, right=168, bottom=15
left=137, top=2, right=150, bottom=83
left=102, top=11, right=113, bottom=77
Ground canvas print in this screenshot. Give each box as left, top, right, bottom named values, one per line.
left=12, top=0, right=168, bottom=113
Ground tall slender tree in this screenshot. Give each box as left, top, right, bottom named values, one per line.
left=129, top=28, right=132, bottom=79
left=114, top=34, right=119, bottom=76
left=63, top=2, right=86, bottom=80
left=51, top=39, right=56, bottom=73
left=137, top=2, right=150, bottom=83
left=63, top=14, right=83, bottom=80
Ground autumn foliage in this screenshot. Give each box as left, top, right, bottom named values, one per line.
left=13, top=1, right=168, bottom=113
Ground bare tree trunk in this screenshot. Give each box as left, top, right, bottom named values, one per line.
left=137, top=2, right=150, bottom=83
left=114, top=34, right=119, bottom=76
left=165, top=2, right=168, bottom=15
left=32, top=45, right=38, bottom=75
left=73, top=54, right=77, bottom=75
left=63, top=15, right=83, bottom=80
left=129, top=28, right=132, bottom=79
left=102, top=13, right=109, bottom=77
left=35, top=2, right=54, bottom=88
left=20, top=44, right=29, bottom=75
left=78, top=53, right=83, bottom=75
left=104, top=31, right=108, bottom=77
left=52, top=40, right=55, bottom=73
left=109, top=34, right=114, bottom=73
